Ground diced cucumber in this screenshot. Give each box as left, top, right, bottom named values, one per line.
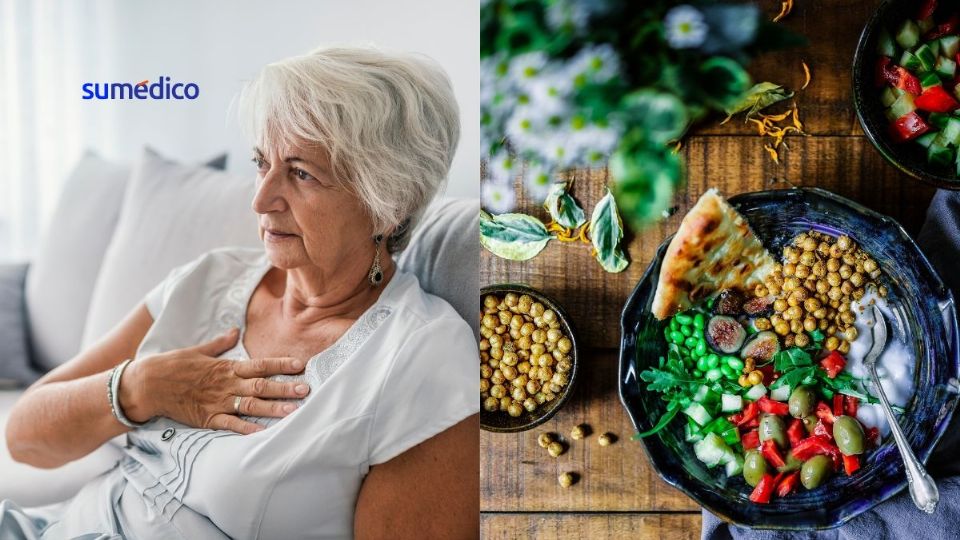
left=889, top=92, right=917, bottom=118
left=944, top=118, right=960, bottom=146
left=929, top=38, right=941, bottom=58
left=933, top=131, right=951, bottom=148
left=916, top=43, right=937, bottom=72
left=744, top=383, right=768, bottom=401
left=721, top=394, right=743, bottom=413
left=683, top=402, right=713, bottom=426
left=916, top=131, right=938, bottom=148
left=936, top=56, right=957, bottom=79
left=770, top=384, right=791, bottom=402
left=929, top=112, right=951, bottom=129
left=877, top=28, right=897, bottom=56
left=942, top=36, right=960, bottom=59
left=684, top=420, right=704, bottom=443
left=693, top=432, right=731, bottom=468
left=896, top=20, right=920, bottom=49
left=920, top=72, right=942, bottom=89
left=881, top=86, right=900, bottom=107
left=884, top=107, right=900, bottom=122
left=928, top=143, right=955, bottom=168
left=725, top=453, right=745, bottom=477
left=900, top=50, right=923, bottom=72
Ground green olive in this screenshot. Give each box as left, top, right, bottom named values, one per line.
left=743, top=450, right=768, bottom=487
left=788, top=385, right=817, bottom=418
left=801, top=415, right=817, bottom=435
left=800, top=455, right=832, bottom=489
left=833, top=415, right=866, bottom=455
left=777, top=453, right=803, bottom=473
left=759, top=414, right=787, bottom=448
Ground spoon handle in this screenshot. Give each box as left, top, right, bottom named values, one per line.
left=870, top=364, right=939, bottom=513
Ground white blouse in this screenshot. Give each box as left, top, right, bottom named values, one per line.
left=4, top=246, right=478, bottom=539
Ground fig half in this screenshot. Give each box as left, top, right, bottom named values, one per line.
left=740, top=331, right=781, bottom=361
left=706, top=315, right=747, bottom=354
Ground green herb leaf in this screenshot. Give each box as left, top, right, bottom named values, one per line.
left=773, top=347, right=813, bottom=372
left=770, top=366, right=817, bottom=390
left=543, top=182, right=586, bottom=230
left=589, top=189, right=629, bottom=273
left=479, top=210, right=551, bottom=261
left=633, top=399, right=682, bottom=439
left=639, top=365, right=696, bottom=393
left=722, top=82, right=794, bottom=121
left=620, top=90, right=689, bottom=146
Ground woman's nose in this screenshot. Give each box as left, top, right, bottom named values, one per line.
left=252, top=169, right=286, bottom=214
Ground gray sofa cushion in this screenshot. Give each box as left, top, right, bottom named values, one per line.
left=0, top=263, right=40, bottom=387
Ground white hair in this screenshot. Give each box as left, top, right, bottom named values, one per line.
left=236, top=45, right=460, bottom=252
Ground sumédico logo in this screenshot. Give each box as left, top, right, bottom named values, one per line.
left=81, top=77, right=199, bottom=100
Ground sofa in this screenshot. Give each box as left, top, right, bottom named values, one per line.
left=0, top=147, right=478, bottom=507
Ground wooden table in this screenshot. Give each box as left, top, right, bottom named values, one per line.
left=480, top=1, right=938, bottom=537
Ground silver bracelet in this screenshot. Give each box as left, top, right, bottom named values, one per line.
left=108, top=359, right=147, bottom=429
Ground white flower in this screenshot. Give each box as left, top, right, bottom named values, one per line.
left=567, top=44, right=620, bottom=87
left=523, top=162, right=554, bottom=202
left=664, top=5, right=708, bottom=49
left=488, top=150, right=517, bottom=184
left=521, top=70, right=573, bottom=120
left=504, top=109, right=544, bottom=152
left=481, top=180, right=516, bottom=214
left=507, top=52, right=549, bottom=85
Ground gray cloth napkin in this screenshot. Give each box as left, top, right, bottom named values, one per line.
left=702, top=189, right=960, bottom=540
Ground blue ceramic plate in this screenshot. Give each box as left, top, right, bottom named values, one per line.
left=618, top=188, right=959, bottom=529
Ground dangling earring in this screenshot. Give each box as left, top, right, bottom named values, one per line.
left=368, top=234, right=384, bottom=286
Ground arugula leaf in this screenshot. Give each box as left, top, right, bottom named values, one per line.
left=722, top=82, right=794, bottom=120
left=639, top=365, right=697, bottom=393
left=770, top=366, right=817, bottom=390
left=773, top=348, right=813, bottom=372
left=633, top=399, right=682, bottom=439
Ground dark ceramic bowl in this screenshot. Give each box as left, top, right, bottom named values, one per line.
left=618, top=188, right=959, bottom=529
left=481, top=284, right=579, bottom=433
left=853, top=0, right=960, bottom=189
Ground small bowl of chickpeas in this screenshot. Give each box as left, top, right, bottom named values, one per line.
left=480, top=284, right=579, bottom=433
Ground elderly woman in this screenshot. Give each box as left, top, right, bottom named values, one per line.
left=1, top=46, right=478, bottom=539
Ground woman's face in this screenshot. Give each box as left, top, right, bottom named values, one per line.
left=251, top=141, right=373, bottom=274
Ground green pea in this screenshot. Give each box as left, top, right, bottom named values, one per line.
left=693, top=313, right=706, bottom=329
left=684, top=336, right=699, bottom=348
left=675, top=313, right=693, bottom=326
left=721, top=365, right=738, bottom=380
left=663, top=327, right=672, bottom=342
left=704, top=354, right=719, bottom=368
left=670, top=318, right=680, bottom=331
left=678, top=347, right=691, bottom=358
left=693, top=369, right=704, bottom=377
left=695, top=339, right=707, bottom=357
left=724, top=356, right=744, bottom=371
left=696, top=357, right=710, bottom=372
left=680, top=325, right=693, bottom=337
left=670, top=331, right=684, bottom=344
left=705, top=368, right=723, bottom=382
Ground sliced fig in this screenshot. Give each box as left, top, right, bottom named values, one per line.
left=714, top=289, right=744, bottom=316
left=740, top=331, right=781, bottom=361
left=743, top=296, right=774, bottom=316
left=706, top=315, right=747, bottom=354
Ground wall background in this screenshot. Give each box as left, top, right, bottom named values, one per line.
left=0, top=0, right=479, bottom=262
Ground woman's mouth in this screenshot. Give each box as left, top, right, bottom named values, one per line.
left=265, top=229, right=297, bottom=242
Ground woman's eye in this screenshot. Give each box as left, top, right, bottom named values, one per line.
left=292, top=168, right=314, bottom=181
left=251, top=157, right=267, bottom=170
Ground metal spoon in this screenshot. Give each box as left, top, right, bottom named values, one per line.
left=864, top=304, right=939, bottom=513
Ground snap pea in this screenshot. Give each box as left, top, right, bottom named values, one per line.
left=720, top=365, right=738, bottom=380
left=680, top=325, right=693, bottom=337
left=695, top=339, right=707, bottom=357
left=684, top=336, right=699, bottom=349
left=670, top=331, right=684, bottom=344
left=724, top=356, right=744, bottom=371
left=693, top=313, right=706, bottom=329
left=675, top=313, right=694, bottom=326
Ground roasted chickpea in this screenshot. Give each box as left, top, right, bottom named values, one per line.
left=531, top=329, right=547, bottom=344
left=518, top=361, right=531, bottom=374
left=480, top=379, right=491, bottom=393
left=828, top=286, right=843, bottom=301
left=799, top=251, right=816, bottom=266
left=774, top=299, right=788, bottom=312
left=825, top=336, right=840, bottom=351
left=784, top=334, right=795, bottom=347
left=802, top=236, right=818, bottom=252
left=517, top=294, right=533, bottom=313
left=556, top=360, right=572, bottom=373
left=755, top=284, right=769, bottom=297
left=816, top=280, right=830, bottom=295
left=490, top=384, right=507, bottom=399
left=774, top=321, right=790, bottom=336
left=790, top=319, right=804, bottom=334
left=484, top=295, right=499, bottom=310
left=784, top=306, right=803, bottom=321
left=530, top=302, right=545, bottom=318
left=838, top=339, right=851, bottom=354
left=754, top=317, right=772, bottom=331
left=826, top=258, right=840, bottom=273
left=817, top=241, right=831, bottom=256
left=837, top=235, right=853, bottom=251
left=849, top=272, right=864, bottom=287
left=784, top=277, right=801, bottom=291
left=840, top=281, right=854, bottom=296
left=546, top=328, right=562, bottom=343
left=844, top=326, right=859, bottom=342
left=507, top=402, right=523, bottom=417
left=547, top=441, right=565, bottom=457
left=571, top=424, right=587, bottom=440
left=784, top=246, right=800, bottom=263
left=598, top=433, right=615, bottom=446
left=794, top=332, right=810, bottom=348
left=783, top=263, right=797, bottom=277
left=530, top=343, right=546, bottom=357
left=557, top=337, right=573, bottom=354
left=811, top=261, right=826, bottom=277
left=747, top=370, right=764, bottom=386
left=483, top=396, right=499, bottom=412
left=501, top=351, right=518, bottom=366
left=558, top=472, right=576, bottom=488
left=829, top=244, right=844, bottom=259
left=523, top=398, right=537, bottom=412
left=803, top=317, right=817, bottom=333
left=795, top=264, right=811, bottom=279
left=502, top=365, right=518, bottom=381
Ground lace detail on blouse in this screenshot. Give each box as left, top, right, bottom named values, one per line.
left=212, top=256, right=394, bottom=428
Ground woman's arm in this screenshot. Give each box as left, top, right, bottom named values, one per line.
left=4, top=303, right=156, bottom=468
left=354, top=414, right=479, bottom=539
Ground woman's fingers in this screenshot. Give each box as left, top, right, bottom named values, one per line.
left=238, top=377, right=310, bottom=399
left=234, top=396, right=299, bottom=418
left=233, top=357, right=305, bottom=378
left=208, top=413, right=264, bottom=435
left=190, top=327, right=241, bottom=357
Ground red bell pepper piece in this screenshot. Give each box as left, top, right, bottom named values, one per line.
left=927, top=13, right=960, bottom=40
left=877, top=56, right=899, bottom=87
left=833, top=394, right=844, bottom=416
left=787, top=418, right=805, bottom=448
left=776, top=470, right=801, bottom=497
left=758, top=364, right=775, bottom=384
left=815, top=401, right=836, bottom=424
left=735, top=401, right=759, bottom=427
left=814, top=419, right=834, bottom=442
left=791, top=435, right=840, bottom=462
left=761, top=439, right=787, bottom=468
left=757, top=396, right=790, bottom=416
left=843, top=454, right=861, bottom=476
left=891, top=111, right=932, bottom=142
left=742, top=429, right=760, bottom=450
left=741, top=417, right=760, bottom=430
left=918, top=0, right=938, bottom=20
left=894, top=66, right=922, bottom=95
left=844, top=395, right=859, bottom=417
left=749, top=473, right=776, bottom=504
left=820, top=351, right=847, bottom=379
left=915, top=85, right=960, bottom=113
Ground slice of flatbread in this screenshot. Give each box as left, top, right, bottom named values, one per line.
left=651, top=189, right=775, bottom=320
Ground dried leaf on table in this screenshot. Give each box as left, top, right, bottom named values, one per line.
left=589, top=189, right=629, bottom=273
left=543, top=182, right=586, bottom=231
left=479, top=210, right=552, bottom=261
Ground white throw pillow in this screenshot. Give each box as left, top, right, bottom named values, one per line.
left=81, top=148, right=261, bottom=349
